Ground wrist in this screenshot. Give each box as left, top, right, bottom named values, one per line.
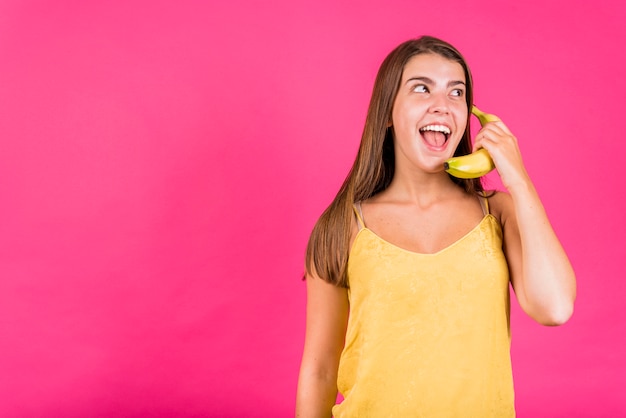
left=503, top=168, right=534, bottom=195
left=506, top=176, right=537, bottom=201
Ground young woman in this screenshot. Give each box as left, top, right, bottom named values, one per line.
left=295, top=36, right=576, bottom=417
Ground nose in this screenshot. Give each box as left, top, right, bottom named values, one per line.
left=428, top=92, right=449, bottom=114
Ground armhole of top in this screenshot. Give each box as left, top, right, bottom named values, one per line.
left=479, top=191, right=490, bottom=216
left=353, top=202, right=366, bottom=230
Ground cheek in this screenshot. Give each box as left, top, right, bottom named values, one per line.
left=392, top=102, right=419, bottom=128
left=391, top=101, right=406, bottom=122
left=455, top=110, right=469, bottom=132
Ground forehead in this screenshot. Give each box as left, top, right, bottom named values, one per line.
left=401, top=53, right=466, bottom=82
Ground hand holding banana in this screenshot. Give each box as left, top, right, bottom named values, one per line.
left=444, top=105, right=498, bottom=179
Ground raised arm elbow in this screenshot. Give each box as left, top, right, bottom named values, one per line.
left=515, top=270, right=577, bottom=326
left=538, top=306, right=574, bottom=326
left=531, top=297, right=575, bottom=326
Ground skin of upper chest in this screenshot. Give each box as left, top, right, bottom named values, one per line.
left=361, top=196, right=487, bottom=254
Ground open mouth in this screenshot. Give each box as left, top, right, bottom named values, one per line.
left=419, top=124, right=450, bottom=148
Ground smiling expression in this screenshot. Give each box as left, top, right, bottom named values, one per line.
left=391, top=52, right=469, bottom=173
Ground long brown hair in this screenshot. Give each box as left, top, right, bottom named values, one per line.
left=305, top=36, right=484, bottom=287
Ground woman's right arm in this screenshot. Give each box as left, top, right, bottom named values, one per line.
left=295, top=274, right=349, bottom=417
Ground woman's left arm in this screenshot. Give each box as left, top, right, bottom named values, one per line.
left=474, top=119, right=577, bottom=326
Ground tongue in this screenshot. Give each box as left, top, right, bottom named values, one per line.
left=422, top=131, right=446, bottom=147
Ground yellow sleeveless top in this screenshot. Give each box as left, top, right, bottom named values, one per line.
left=333, top=199, right=514, bottom=417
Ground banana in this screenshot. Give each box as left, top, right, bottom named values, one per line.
left=444, top=105, right=498, bottom=179
left=444, top=148, right=495, bottom=179
left=471, top=104, right=500, bottom=125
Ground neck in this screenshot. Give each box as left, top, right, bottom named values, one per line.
left=382, top=169, right=462, bottom=205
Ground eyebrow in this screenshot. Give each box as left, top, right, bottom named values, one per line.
left=405, top=76, right=466, bottom=87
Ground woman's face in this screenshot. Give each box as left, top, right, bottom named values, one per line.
left=391, top=52, right=468, bottom=174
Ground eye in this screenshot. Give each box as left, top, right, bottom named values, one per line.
left=412, top=84, right=428, bottom=93
left=450, top=88, right=465, bottom=97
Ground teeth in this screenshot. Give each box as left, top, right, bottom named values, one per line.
left=420, top=125, right=451, bottom=135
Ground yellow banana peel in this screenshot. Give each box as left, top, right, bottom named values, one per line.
left=444, top=148, right=495, bottom=179
left=471, top=105, right=500, bottom=125
left=444, top=105, right=498, bottom=179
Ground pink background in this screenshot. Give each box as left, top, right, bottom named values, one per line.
left=1, top=0, right=625, bottom=417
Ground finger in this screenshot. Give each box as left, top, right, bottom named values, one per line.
left=487, top=120, right=513, bottom=136
left=472, top=133, right=489, bottom=152
left=480, top=124, right=507, bottom=138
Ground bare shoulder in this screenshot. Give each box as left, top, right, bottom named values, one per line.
left=487, top=190, right=514, bottom=226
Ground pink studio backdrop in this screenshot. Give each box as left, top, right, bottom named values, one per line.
left=1, top=0, right=625, bottom=417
